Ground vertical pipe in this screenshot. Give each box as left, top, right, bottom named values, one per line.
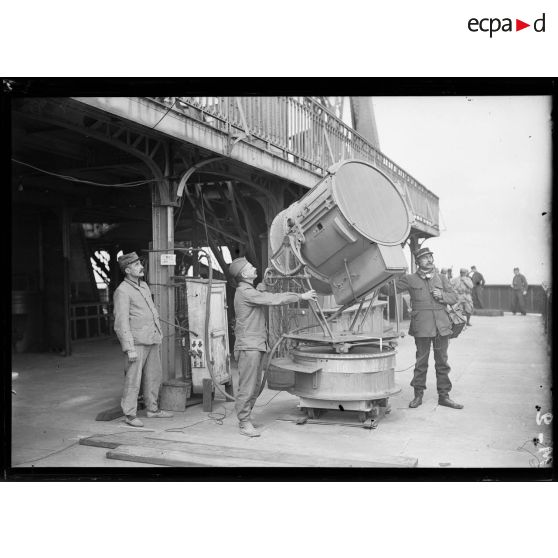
left=151, top=184, right=176, bottom=382
left=61, top=208, right=72, bottom=356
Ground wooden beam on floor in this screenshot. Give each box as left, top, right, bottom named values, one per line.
left=81, top=432, right=418, bottom=467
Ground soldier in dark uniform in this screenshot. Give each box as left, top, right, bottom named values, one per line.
left=470, top=265, right=485, bottom=309
left=229, top=257, right=317, bottom=437
left=511, top=267, right=528, bottom=315
left=393, top=247, right=463, bottom=410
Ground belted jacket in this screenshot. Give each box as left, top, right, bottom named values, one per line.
left=395, top=272, right=458, bottom=338
left=234, top=282, right=300, bottom=351
left=470, top=271, right=485, bottom=287
left=113, top=278, right=163, bottom=352
left=512, top=273, right=528, bottom=291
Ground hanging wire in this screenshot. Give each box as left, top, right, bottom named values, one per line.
left=12, top=159, right=160, bottom=188
left=151, top=98, right=177, bottom=130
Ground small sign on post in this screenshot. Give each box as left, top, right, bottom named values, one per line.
left=160, top=253, right=176, bottom=266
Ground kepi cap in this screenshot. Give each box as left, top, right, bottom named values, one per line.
left=414, top=246, right=433, bottom=260
left=228, top=257, right=250, bottom=278
left=118, top=252, right=142, bottom=272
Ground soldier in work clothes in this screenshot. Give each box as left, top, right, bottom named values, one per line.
left=452, top=268, right=474, bottom=326
left=113, top=252, right=173, bottom=427
left=388, top=246, right=464, bottom=410
left=228, top=256, right=317, bottom=437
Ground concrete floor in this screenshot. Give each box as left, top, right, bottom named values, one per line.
left=10, top=313, right=552, bottom=469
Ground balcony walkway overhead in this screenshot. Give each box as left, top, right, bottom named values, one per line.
left=73, top=96, right=440, bottom=238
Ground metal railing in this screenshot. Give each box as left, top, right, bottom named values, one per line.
left=149, top=96, right=439, bottom=232
left=479, top=285, right=547, bottom=314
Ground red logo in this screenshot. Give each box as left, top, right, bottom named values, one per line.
left=516, top=19, right=531, bottom=31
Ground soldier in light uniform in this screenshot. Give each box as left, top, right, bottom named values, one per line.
left=113, top=252, right=173, bottom=427
left=229, top=257, right=317, bottom=437
left=452, top=268, right=474, bottom=326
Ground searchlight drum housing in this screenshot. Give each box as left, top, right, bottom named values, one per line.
left=267, top=160, right=412, bottom=424
left=269, top=159, right=411, bottom=305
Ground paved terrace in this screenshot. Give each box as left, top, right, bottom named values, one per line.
left=10, top=313, right=552, bottom=471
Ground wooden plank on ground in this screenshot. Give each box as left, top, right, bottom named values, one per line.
left=83, top=432, right=417, bottom=467
left=80, top=432, right=148, bottom=449
left=107, top=445, right=293, bottom=467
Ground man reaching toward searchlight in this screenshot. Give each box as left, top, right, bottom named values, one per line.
left=229, top=257, right=317, bottom=437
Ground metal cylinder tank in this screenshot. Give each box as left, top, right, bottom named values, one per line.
left=289, top=345, right=400, bottom=401
left=269, top=160, right=411, bottom=305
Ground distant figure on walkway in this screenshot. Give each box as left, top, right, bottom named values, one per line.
left=384, top=246, right=463, bottom=410
left=229, top=256, right=317, bottom=437
left=511, top=267, right=528, bottom=315
left=440, top=267, right=453, bottom=281
left=469, top=266, right=485, bottom=309
left=113, top=252, right=173, bottom=427
left=452, top=268, right=474, bottom=326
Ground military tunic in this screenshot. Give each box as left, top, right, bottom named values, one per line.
left=113, top=278, right=163, bottom=417
left=233, top=281, right=300, bottom=422
left=394, top=271, right=459, bottom=396
left=511, top=272, right=528, bottom=315
left=395, top=272, right=458, bottom=337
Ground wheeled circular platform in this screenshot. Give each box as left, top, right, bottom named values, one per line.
left=271, top=343, right=400, bottom=423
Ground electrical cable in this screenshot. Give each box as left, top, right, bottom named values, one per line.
left=255, top=390, right=281, bottom=408
left=14, top=430, right=133, bottom=466
left=164, top=418, right=212, bottom=432
left=394, top=363, right=416, bottom=373
left=163, top=405, right=230, bottom=432
left=12, top=159, right=161, bottom=188
left=158, top=316, right=198, bottom=337
left=151, top=98, right=176, bottom=130
left=15, top=441, right=81, bottom=465
left=258, top=334, right=287, bottom=397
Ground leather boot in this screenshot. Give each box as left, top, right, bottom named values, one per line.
left=409, top=390, right=423, bottom=408
left=438, top=396, right=464, bottom=409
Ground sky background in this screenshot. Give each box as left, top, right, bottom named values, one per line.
left=371, top=96, right=552, bottom=285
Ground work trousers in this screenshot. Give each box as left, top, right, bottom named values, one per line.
left=511, top=290, right=526, bottom=315
left=121, top=344, right=162, bottom=417
left=234, top=350, right=264, bottom=423
left=411, top=336, right=452, bottom=397
left=472, top=286, right=484, bottom=309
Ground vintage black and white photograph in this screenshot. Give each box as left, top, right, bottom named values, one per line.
left=6, top=82, right=553, bottom=476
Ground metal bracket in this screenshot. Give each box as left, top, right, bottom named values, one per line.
left=176, top=157, right=224, bottom=198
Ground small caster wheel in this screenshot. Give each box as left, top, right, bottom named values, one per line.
left=307, top=408, right=321, bottom=419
